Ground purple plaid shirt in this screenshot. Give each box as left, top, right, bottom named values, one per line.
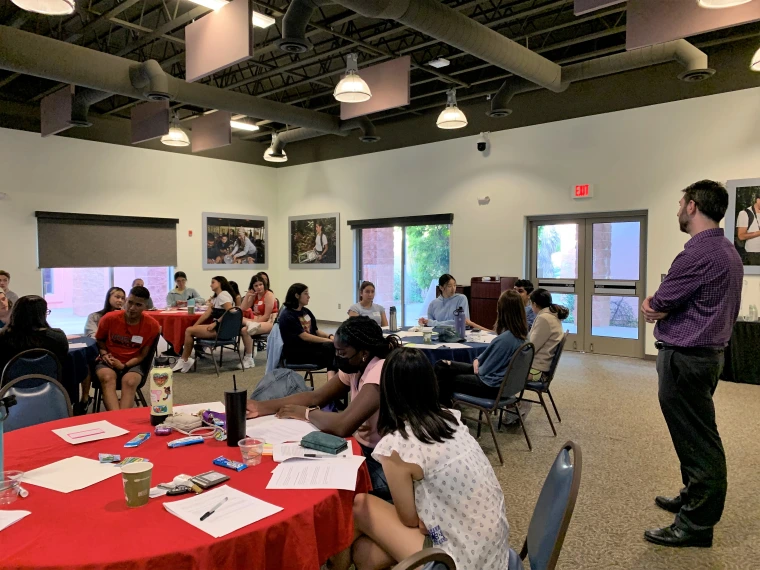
left=651, top=228, right=743, bottom=348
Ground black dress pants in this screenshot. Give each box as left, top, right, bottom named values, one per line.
left=657, top=347, right=727, bottom=532
left=434, top=361, right=499, bottom=406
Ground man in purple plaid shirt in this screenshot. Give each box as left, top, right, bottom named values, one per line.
left=641, top=180, right=743, bottom=548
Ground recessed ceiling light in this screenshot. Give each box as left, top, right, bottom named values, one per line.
left=697, top=0, right=751, bottom=8
left=428, top=58, right=451, bottom=69
left=230, top=120, right=260, bottom=132
left=251, top=11, right=275, bottom=28
left=187, top=0, right=228, bottom=11
left=11, top=0, right=74, bottom=15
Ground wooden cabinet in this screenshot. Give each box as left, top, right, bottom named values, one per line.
left=469, top=277, right=518, bottom=327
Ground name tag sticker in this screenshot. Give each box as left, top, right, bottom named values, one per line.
left=372, top=312, right=380, bottom=317
left=304, top=315, right=311, bottom=322
left=131, top=335, right=144, bottom=344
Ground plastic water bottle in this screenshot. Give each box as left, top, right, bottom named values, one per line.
left=750, top=305, right=758, bottom=322
left=454, top=306, right=466, bottom=339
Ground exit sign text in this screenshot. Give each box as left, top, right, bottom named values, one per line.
left=573, top=184, right=594, bottom=199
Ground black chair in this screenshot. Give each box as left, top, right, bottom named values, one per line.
left=521, top=335, right=567, bottom=435
left=92, top=334, right=160, bottom=412
left=1, top=348, right=62, bottom=387
left=453, top=343, right=535, bottom=464
left=193, top=307, right=245, bottom=376
left=392, top=547, right=455, bottom=570
left=518, top=441, right=582, bottom=570
left=0, top=374, right=72, bottom=431
left=279, top=358, right=323, bottom=388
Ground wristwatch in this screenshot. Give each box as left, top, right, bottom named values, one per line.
left=305, top=406, right=318, bottom=421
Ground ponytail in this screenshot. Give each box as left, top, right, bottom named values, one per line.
left=550, top=304, right=570, bottom=321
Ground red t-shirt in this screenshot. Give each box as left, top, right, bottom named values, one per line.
left=95, top=311, right=160, bottom=364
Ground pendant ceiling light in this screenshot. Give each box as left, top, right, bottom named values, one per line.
left=161, top=114, right=190, bottom=147
left=751, top=47, right=760, bottom=71
left=697, top=0, right=752, bottom=8
left=436, top=88, right=468, bottom=130
left=333, top=53, right=371, bottom=103
left=11, top=0, right=74, bottom=15
left=264, top=134, right=287, bottom=162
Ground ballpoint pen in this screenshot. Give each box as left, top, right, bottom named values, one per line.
left=200, top=496, right=228, bottom=521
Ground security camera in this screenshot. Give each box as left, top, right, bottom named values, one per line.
left=477, top=132, right=490, bottom=152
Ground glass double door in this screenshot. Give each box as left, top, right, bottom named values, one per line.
left=529, top=214, right=647, bottom=358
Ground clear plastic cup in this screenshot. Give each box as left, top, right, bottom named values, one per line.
left=238, top=438, right=264, bottom=466
left=0, top=471, right=24, bottom=505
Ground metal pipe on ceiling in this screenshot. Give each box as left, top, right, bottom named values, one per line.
left=270, top=115, right=380, bottom=156
left=488, top=39, right=714, bottom=117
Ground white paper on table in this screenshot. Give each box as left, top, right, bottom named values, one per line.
left=173, top=401, right=225, bottom=415
left=267, top=456, right=366, bottom=491
left=0, top=511, right=31, bottom=532
left=163, top=484, right=282, bottom=538
left=67, top=342, right=89, bottom=349
left=52, top=420, right=129, bottom=445
left=437, top=343, right=472, bottom=349
left=390, top=331, right=419, bottom=338
left=403, top=342, right=440, bottom=350
left=245, top=416, right=319, bottom=444
left=469, top=334, right=496, bottom=344
left=272, top=442, right=354, bottom=463
left=22, top=456, right=121, bottom=493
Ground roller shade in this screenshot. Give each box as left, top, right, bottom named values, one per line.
left=36, top=211, right=178, bottom=268
left=347, top=213, right=453, bottom=230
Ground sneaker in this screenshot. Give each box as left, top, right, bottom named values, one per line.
left=240, top=356, right=255, bottom=369
left=180, top=357, right=195, bottom=373
left=172, top=358, right=187, bottom=372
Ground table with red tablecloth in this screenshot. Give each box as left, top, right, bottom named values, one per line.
left=1, top=408, right=371, bottom=570
left=150, top=309, right=201, bottom=351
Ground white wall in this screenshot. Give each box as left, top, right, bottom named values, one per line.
left=0, top=128, right=277, bottom=300
left=273, top=87, right=760, bottom=355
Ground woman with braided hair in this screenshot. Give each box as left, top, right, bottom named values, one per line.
left=247, top=315, right=400, bottom=500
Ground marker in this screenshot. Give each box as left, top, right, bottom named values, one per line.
left=200, top=496, right=228, bottom=521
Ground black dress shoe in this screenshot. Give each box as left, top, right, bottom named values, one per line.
left=644, top=524, right=713, bottom=548
left=655, top=495, right=682, bottom=514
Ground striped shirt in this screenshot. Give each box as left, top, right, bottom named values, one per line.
left=650, top=228, right=743, bottom=348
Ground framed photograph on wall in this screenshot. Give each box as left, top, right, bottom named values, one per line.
left=202, top=212, right=268, bottom=270
left=725, top=178, right=760, bottom=275
left=288, top=213, right=340, bottom=269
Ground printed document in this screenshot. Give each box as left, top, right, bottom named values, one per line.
left=267, top=456, right=366, bottom=491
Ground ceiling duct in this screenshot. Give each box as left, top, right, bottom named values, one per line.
left=0, top=25, right=354, bottom=137
left=69, top=88, right=112, bottom=127
left=279, top=0, right=564, bottom=92
left=488, top=39, right=714, bottom=117
left=269, top=116, right=379, bottom=156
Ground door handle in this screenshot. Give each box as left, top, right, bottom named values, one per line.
left=589, top=343, right=594, bottom=352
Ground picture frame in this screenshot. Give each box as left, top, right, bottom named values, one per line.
left=202, top=212, right=268, bottom=270
left=288, top=213, right=340, bottom=269
left=725, top=178, right=760, bottom=275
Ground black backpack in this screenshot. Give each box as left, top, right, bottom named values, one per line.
left=735, top=207, right=756, bottom=252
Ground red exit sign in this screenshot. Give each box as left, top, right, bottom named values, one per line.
left=573, top=184, right=594, bottom=199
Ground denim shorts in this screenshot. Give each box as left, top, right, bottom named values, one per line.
left=359, top=442, right=392, bottom=503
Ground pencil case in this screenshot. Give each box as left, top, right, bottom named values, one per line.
left=300, top=432, right=348, bottom=455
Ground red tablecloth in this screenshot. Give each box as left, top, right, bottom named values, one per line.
left=2, top=408, right=371, bottom=570
left=151, top=310, right=201, bottom=351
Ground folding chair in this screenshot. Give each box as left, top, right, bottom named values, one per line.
left=92, top=334, right=160, bottom=411
left=0, top=374, right=72, bottom=431
left=193, top=307, right=245, bottom=376
left=521, top=335, right=567, bottom=436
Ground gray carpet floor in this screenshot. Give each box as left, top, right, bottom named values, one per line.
left=158, top=346, right=760, bottom=570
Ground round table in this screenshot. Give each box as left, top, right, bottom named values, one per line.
left=151, top=309, right=201, bottom=352
left=62, top=336, right=98, bottom=404
left=400, top=332, right=490, bottom=366
left=2, top=408, right=371, bottom=570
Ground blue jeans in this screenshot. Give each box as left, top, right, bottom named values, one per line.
left=359, top=442, right=392, bottom=503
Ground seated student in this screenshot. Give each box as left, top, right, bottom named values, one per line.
left=247, top=316, right=400, bottom=500
left=216, top=234, right=233, bottom=262
left=514, top=279, right=536, bottom=328
left=206, top=234, right=221, bottom=264
left=277, top=283, right=337, bottom=370
left=0, top=291, right=12, bottom=330
left=241, top=273, right=278, bottom=336
left=0, top=270, right=19, bottom=305
left=131, top=279, right=154, bottom=310
left=166, top=271, right=204, bottom=307
left=85, top=287, right=125, bottom=338
left=419, top=273, right=488, bottom=330
left=231, top=227, right=257, bottom=263
left=95, top=286, right=160, bottom=411
left=333, top=347, right=510, bottom=570
left=529, top=288, right=568, bottom=380
left=0, top=295, right=69, bottom=376
left=172, top=276, right=255, bottom=372
left=434, top=290, right=528, bottom=406
left=347, top=281, right=388, bottom=326
left=228, top=281, right=243, bottom=307
left=257, top=271, right=272, bottom=292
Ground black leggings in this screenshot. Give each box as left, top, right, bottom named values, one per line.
left=282, top=341, right=337, bottom=371
left=434, top=360, right=500, bottom=406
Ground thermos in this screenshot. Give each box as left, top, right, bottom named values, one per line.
left=149, top=356, right=174, bottom=426
left=389, top=306, right=398, bottom=332
left=188, top=298, right=195, bottom=315
left=454, top=306, right=466, bottom=339
left=225, top=375, right=247, bottom=447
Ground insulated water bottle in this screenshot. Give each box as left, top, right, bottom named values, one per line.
left=454, top=307, right=466, bottom=339
left=150, top=356, right=174, bottom=426
left=389, top=306, right=398, bottom=332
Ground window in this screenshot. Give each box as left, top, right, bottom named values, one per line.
left=43, top=266, right=173, bottom=335
left=352, top=214, right=452, bottom=327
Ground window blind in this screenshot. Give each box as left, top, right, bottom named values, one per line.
left=347, top=213, right=453, bottom=230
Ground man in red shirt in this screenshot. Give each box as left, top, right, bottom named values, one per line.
left=95, top=286, right=160, bottom=410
